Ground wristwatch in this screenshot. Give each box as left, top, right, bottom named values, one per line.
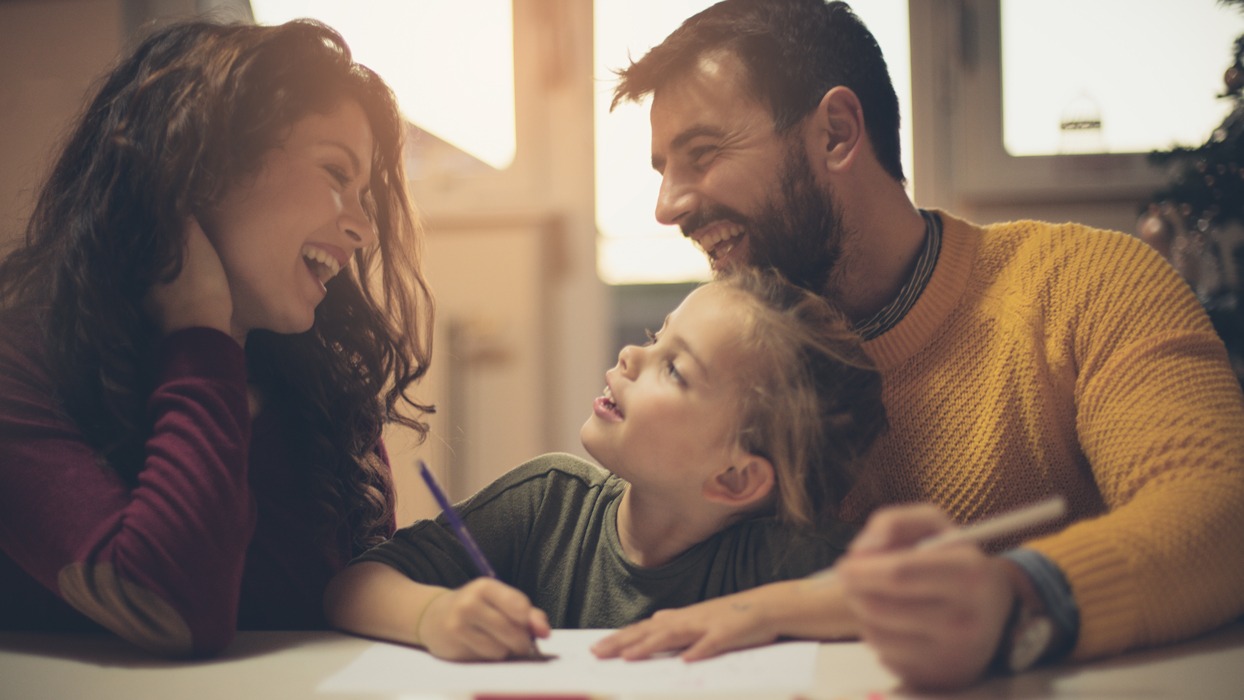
left=1000, top=601, right=1055, bottom=672
left=994, top=560, right=1062, bottom=673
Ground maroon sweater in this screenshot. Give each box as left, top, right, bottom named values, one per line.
left=0, top=312, right=393, bottom=655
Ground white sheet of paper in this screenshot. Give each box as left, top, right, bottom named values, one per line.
left=317, top=629, right=819, bottom=695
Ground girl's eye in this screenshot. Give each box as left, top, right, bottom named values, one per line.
left=666, top=359, right=685, bottom=385
left=644, top=328, right=656, bottom=346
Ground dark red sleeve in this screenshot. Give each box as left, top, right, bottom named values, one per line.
left=0, top=325, right=254, bottom=655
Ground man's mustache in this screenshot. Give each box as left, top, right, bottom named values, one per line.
left=679, top=205, right=749, bottom=238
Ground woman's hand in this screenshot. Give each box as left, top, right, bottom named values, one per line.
left=144, top=217, right=233, bottom=338
left=837, top=504, right=1016, bottom=691
left=418, top=577, right=551, bottom=661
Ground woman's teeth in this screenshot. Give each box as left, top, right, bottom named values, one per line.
left=301, top=245, right=342, bottom=283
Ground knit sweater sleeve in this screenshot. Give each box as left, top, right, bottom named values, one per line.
left=0, top=324, right=255, bottom=656
left=1023, top=229, right=1244, bottom=660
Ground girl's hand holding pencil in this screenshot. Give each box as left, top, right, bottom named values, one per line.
left=415, top=461, right=551, bottom=661
left=323, top=462, right=551, bottom=662
left=416, top=578, right=551, bottom=662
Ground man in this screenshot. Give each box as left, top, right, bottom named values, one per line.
left=590, top=0, right=1244, bottom=690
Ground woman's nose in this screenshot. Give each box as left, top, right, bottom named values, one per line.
left=340, top=193, right=377, bottom=249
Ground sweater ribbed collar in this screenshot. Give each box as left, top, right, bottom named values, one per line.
left=861, top=210, right=980, bottom=369
left=855, top=210, right=943, bottom=341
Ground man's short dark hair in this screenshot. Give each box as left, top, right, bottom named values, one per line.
left=612, top=0, right=904, bottom=183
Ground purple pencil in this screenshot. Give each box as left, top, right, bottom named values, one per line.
left=418, top=460, right=498, bottom=579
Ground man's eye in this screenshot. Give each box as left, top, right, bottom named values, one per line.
left=689, top=146, right=717, bottom=167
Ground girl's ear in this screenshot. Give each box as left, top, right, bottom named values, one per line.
left=702, top=451, right=775, bottom=510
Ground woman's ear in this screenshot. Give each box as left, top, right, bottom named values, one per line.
left=808, top=85, right=864, bottom=174
left=702, top=451, right=775, bottom=510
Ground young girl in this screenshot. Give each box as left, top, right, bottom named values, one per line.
left=0, top=20, right=431, bottom=656
left=326, top=269, right=884, bottom=661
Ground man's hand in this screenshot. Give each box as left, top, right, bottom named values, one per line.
left=419, top=578, right=550, bottom=662
left=143, top=217, right=233, bottom=338
left=837, top=504, right=1016, bottom=691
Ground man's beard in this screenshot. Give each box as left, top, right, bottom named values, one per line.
left=743, top=145, right=847, bottom=300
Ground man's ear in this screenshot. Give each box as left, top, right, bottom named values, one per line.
left=702, top=452, right=775, bottom=510
left=808, top=85, right=864, bottom=174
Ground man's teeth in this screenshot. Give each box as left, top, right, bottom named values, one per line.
left=301, top=245, right=342, bottom=282
left=695, top=223, right=744, bottom=257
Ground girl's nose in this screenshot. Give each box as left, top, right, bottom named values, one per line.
left=617, top=344, right=641, bottom=378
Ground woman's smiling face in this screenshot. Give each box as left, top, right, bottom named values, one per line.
left=199, top=98, right=377, bottom=344
left=581, top=283, right=756, bottom=494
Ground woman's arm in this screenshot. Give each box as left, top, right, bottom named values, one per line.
left=0, top=326, right=253, bottom=656
left=325, top=561, right=550, bottom=660
left=0, top=220, right=253, bottom=656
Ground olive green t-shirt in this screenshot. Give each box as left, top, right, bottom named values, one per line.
left=356, top=453, right=856, bottom=628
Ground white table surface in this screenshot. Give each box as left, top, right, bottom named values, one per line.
left=2, top=621, right=1242, bottom=699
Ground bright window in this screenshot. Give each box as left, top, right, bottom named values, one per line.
left=251, top=0, right=516, bottom=170
left=1002, top=0, right=1243, bottom=156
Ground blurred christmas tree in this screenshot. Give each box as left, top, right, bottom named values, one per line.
left=1140, top=0, right=1244, bottom=383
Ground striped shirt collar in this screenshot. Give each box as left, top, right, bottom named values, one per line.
left=854, top=209, right=942, bottom=341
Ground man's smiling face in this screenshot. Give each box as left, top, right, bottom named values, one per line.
left=649, top=51, right=791, bottom=272
left=649, top=50, right=848, bottom=295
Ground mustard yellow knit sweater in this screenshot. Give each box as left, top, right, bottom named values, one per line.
left=842, top=211, right=1244, bottom=662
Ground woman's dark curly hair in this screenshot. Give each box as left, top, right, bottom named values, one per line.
left=0, top=19, right=433, bottom=554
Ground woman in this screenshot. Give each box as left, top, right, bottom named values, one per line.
left=0, top=19, right=432, bottom=657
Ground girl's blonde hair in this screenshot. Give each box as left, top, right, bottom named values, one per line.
left=721, top=268, right=885, bottom=529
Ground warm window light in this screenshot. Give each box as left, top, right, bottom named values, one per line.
left=594, top=0, right=912, bottom=285
left=1002, top=0, right=1244, bottom=156
left=251, top=0, right=516, bottom=170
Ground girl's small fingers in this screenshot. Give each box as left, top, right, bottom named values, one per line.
left=477, top=580, right=540, bottom=628
left=474, top=605, right=539, bottom=656
left=529, top=608, right=551, bottom=638
left=681, top=635, right=746, bottom=662
left=461, top=625, right=512, bottom=661
left=621, top=628, right=695, bottom=660
left=592, top=624, right=648, bottom=657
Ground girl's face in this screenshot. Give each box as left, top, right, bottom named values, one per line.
left=199, top=98, right=377, bottom=342
left=581, top=283, right=755, bottom=494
